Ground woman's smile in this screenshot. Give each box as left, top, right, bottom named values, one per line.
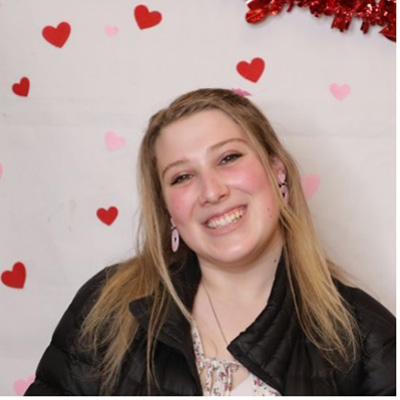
left=203, top=205, right=247, bottom=231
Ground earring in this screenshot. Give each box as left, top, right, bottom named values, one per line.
left=277, top=173, right=289, bottom=202
left=170, top=219, right=180, bottom=253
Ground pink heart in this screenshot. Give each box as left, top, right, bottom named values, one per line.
left=301, top=174, right=320, bottom=198
left=0, top=163, right=3, bottom=179
left=14, top=375, right=35, bottom=396
left=105, top=25, right=119, bottom=36
left=232, top=88, right=251, bottom=97
left=329, top=84, right=351, bottom=101
left=105, top=131, right=125, bottom=151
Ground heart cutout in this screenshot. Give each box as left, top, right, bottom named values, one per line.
left=42, top=22, right=71, bottom=48
left=236, top=58, right=265, bottom=83
left=105, top=131, right=125, bottom=151
left=232, top=88, right=251, bottom=97
left=14, top=375, right=35, bottom=396
left=105, top=25, right=119, bottom=36
left=134, top=5, right=162, bottom=29
left=12, top=77, right=30, bottom=97
left=301, top=174, right=320, bottom=198
left=329, top=84, right=351, bottom=101
left=1, top=262, right=26, bottom=289
left=97, top=207, right=118, bottom=225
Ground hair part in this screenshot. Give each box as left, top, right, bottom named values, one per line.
left=79, top=88, right=360, bottom=395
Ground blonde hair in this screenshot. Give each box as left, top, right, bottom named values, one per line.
left=79, top=88, right=359, bottom=395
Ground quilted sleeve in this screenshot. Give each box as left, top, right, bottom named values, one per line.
left=24, top=266, right=115, bottom=396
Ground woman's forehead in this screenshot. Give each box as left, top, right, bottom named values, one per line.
left=154, top=110, right=247, bottom=161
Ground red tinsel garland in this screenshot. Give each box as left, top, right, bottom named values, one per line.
left=245, top=0, right=396, bottom=41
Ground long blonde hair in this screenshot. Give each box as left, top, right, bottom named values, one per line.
left=79, top=88, right=359, bottom=395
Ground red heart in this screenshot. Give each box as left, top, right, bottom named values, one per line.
left=97, top=207, right=118, bottom=225
left=12, top=77, right=30, bottom=97
left=236, top=58, right=265, bottom=83
left=1, top=262, right=26, bottom=289
left=134, top=5, right=162, bottom=29
left=42, top=22, right=71, bottom=48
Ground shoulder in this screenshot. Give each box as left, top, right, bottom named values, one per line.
left=25, top=264, right=120, bottom=396
left=68, top=264, right=119, bottom=320
left=338, top=283, right=395, bottom=338
left=337, top=283, right=396, bottom=395
left=50, top=264, right=121, bottom=357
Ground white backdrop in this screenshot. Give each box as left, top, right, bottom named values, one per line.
left=0, top=0, right=395, bottom=395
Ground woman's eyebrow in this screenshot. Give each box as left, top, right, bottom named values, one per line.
left=209, top=137, right=247, bottom=152
left=161, top=158, right=190, bottom=179
left=161, top=138, right=247, bottom=179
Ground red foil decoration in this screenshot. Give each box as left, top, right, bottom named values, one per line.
left=245, top=0, right=396, bottom=41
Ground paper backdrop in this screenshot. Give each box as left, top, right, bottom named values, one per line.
left=0, top=0, right=395, bottom=395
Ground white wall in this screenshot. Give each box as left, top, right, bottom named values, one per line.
left=0, top=0, right=395, bottom=395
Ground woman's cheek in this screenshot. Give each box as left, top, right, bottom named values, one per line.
left=228, top=161, right=272, bottom=191
left=166, top=188, right=194, bottom=222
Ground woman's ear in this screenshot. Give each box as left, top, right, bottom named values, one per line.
left=270, top=156, right=289, bottom=203
left=270, top=156, right=286, bottom=178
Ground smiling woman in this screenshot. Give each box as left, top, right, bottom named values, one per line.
left=25, top=88, right=395, bottom=396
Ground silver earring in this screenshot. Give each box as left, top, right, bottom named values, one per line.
left=171, top=219, right=179, bottom=252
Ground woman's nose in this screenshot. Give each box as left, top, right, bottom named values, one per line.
left=198, top=173, right=229, bottom=205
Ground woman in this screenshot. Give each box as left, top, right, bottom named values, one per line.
left=25, top=88, right=395, bottom=396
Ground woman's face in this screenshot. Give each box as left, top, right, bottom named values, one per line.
left=155, top=109, right=283, bottom=269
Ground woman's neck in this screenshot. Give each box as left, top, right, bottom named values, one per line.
left=191, top=242, right=283, bottom=357
left=197, top=242, right=283, bottom=306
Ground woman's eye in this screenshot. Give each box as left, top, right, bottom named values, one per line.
left=171, top=174, right=191, bottom=185
left=220, top=153, right=243, bottom=165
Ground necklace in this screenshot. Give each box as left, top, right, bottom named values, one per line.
left=202, top=280, right=229, bottom=346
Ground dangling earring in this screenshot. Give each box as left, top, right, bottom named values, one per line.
left=278, top=172, right=289, bottom=202
left=170, top=218, right=180, bottom=253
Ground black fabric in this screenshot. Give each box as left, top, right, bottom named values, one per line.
left=25, top=254, right=396, bottom=396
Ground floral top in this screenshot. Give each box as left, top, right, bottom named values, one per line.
left=191, top=324, right=281, bottom=396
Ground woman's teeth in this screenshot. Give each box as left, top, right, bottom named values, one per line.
left=206, top=208, right=245, bottom=229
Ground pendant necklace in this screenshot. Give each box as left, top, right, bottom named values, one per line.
left=202, top=280, right=229, bottom=346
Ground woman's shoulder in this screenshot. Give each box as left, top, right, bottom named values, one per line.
left=337, top=282, right=395, bottom=395
left=333, top=281, right=396, bottom=357
left=68, top=264, right=119, bottom=318
left=25, top=264, right=121, bottom=396
left=337, top=282, right=395, bottom=331
left=46, top=264, right=121, bottom=350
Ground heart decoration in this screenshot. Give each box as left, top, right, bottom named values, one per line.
left=301, top=174, right=320, bottom=198
left=329, top=83, right=351, bottom=101
left=14, top=375, right=35, bottom=396
left=42, top=22, right=71, bottom=48
left=97, top=207, right=118, bottom=225
left=134, top=5, right=162, bottom=29
left=232, top=88, right=251, bottom=97
left=105, top=131, right=125, bottom=151
left=12, top=77, right=30, bottom=97
left=236, top=58, right=265, bottom=83
left=1, top=262, right=26, bottom=289
left=105, top=25, right=119, bottom=37
left=0, top=163, right=3, bottom=179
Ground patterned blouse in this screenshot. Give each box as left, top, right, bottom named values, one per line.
left=191, top=324, right=281, bottom=396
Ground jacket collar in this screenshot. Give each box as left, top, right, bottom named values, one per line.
left=128, top=251, right=298, bottom=394
left=227, top=254, right=299, bottom=392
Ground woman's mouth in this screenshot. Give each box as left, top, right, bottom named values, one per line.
left=205, top=206, right=246, bottom=229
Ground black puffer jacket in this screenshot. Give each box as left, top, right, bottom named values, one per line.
left=25, top=254, right=396, bottom=396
